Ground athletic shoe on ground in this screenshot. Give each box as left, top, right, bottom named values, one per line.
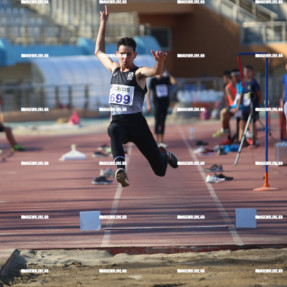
left=98, top=144, right=109, bottom=151
left=158, top=142, right=167, bottom=148
left=93, top=151, right=109, bottom=157
left=194, top=146, right=205, bottom=154
left=213, top=145, right=220, bottom=152
left=200, top=148, right=215, bottom=154
left=246, top=131, right=252, bottom=139
left=204, top=164, right=223, bottom=172
left=12, top=144, right=25, bottom=151
left=213, top=129, right=230, bottom=138
left=215, top=173, right=233, bottom=181
left=205, top=175, right=225, bottom=183
left=100, top=168, right=115, bottom=178
left=105, top=147, right=112, bottom=154
left=247, top=139, right=260, bottom=147
left=218, top=147, right=227, bottom=155
left=212, top=129, right=224, bottom=138
left=158, top=146, right=178, bottom=168
left=115, top=168, right=129, bottom=187
left=247, top=138, right=253, bottom=146
left=195, top=140, right=208, bottom=146
left=91, top=176, right=113, bottom=185
left=220, top=138, right=231, bottom=145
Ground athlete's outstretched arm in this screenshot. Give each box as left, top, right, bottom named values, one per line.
left=136, top=50, right=167, bottom=79
left=95, top=5, right=118, bottom=72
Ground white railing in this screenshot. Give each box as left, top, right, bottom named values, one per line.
left=242, top=21, right=287, bottom=43
left=229, top=0, right=278, bottom=21
left=206, top=0, right=278, bottom=22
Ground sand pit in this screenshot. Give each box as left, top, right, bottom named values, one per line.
left=1, top=248, right=287, bottom=286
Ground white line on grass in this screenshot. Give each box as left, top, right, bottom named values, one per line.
left=177, top=126, right=244, bottom=246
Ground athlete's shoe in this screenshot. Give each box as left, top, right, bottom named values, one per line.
left=205, top=174, right=225, bottom=183
left=12, top=144, right=25, bottom=151
left=195, top=140, right=208, bottom=146
left=115, top=168, right=129, bottom=187
left=93, top=151, right=109, bottom=157
left=212, top=129, right=223, bottom=138
left=204, top=164, right=223, bottom=172
left=91, top=176, right=113, bottom=185
left=100, top=168, right=115, bottom=178
left=158, top=142, right=167, bottom=148
left=218, top=146, right=227, bottom=155
left=194, top=146, right=205, bottom=154
left=105, top=147, right=112, bottom=154
left=98, top=143, right=109, bottom=151
left=158, top=146, right=178, bottom=168
left=220, top=138, right=231, bottom=145
left=215, top=173, right=233, bottom=181
left=247, top=139, right=260, bottom=147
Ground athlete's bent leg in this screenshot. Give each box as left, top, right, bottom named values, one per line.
left=108, top=121, right=127, bottom=170
left=154, top=104, right=161, bottom=139
left=107, top=121, right=129, bottom=186
left=133, top=116, right=168, bottom=177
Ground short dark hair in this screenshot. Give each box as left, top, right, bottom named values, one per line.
left=223, top=70, right=231, bottom=79
left=117, top=37, right=136, bottom=52
left=244, top=65, right=253, bottom=71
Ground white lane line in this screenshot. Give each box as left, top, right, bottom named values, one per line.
left=101, top=142, right=133, bottom=247
left=177, top=126, right=244, bottom=246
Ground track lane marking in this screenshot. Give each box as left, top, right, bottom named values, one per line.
left=101, top=142, right=133, bottom=247
left=177, top=125, right=244, bottom=246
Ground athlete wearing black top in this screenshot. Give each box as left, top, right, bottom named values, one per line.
left=147, top=73, right=176, bottom=145
left=95, top=5, right=178, bottom=187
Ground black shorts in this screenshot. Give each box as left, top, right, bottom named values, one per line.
left=241, top=111, right=259, bottom=122
left=0, top=122, right=5, bottom=132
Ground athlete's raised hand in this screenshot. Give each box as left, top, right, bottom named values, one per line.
left=151, top=50, right=167, bottom=63
left=100, top=5, right=109, bottom=22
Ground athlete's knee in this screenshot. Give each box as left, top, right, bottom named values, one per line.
left=154, top=168, right=166, bottom=177
left=4, top=126, right=11, bottom=133
left=220, top=108, right=226, bottom=117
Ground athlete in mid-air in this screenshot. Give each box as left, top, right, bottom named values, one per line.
left=95, top=5, right=178, bottom=187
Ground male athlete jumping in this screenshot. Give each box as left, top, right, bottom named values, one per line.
left=95, top=5, right=178, bottom=187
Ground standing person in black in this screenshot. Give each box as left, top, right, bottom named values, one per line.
left=95, top=5, right=178, bottom=187
left=146, top=70, right=176, bottom=147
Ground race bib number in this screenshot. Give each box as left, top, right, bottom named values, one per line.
left=155, top=84, right=168, bottom=98
left=243, top=92, right=251, bottom=107
left=109, top=84, right=134, bottom=106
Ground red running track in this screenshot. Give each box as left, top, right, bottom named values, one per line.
left=0, top=119, right=286, bottom=251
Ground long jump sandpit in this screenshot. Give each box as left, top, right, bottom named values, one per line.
left=1, top=246, right=287, bottom=287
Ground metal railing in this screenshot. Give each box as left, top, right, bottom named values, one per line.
left=0, top=74, right=284, bottom=113
left=0, top=23, right=149, bottom=45
left=229, top=0, right=278, bottom=22
left=242, top=21, right=287, bottom=43
left=207, top=0, right=278, bottom=22
left=0, top=83, right=106, bottom=112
